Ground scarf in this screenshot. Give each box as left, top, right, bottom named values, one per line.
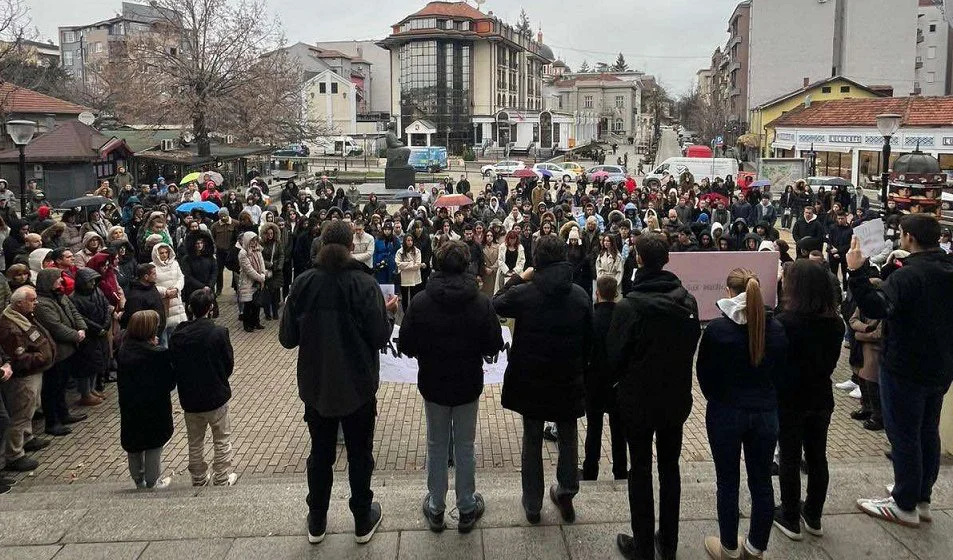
left=2, top=305, right=32, bottom=332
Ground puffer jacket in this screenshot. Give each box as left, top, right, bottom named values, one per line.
left=69, top=267, right=112, bottom=378
left=258, top=222, right=284, bottom=289
left=151, top=243, right=186, bottom=329
left=180, top=230, right=217, bottom=299
left=75, top=231, right=103, bottom=268
left=236, top=232, right=266, bottom=303
left=34, top=268, right=87, bottom=363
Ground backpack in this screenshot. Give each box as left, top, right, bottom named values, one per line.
left=224, top=244, right=240, bottom=272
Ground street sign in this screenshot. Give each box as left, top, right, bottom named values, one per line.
left=715, top=135, right=724, bottom=146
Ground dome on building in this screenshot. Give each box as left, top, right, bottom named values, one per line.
left=552, top=59, right=568, bottom=68
left=537, top=43, right=554, bottom=62
left=893, top=149, right=941, bottom=174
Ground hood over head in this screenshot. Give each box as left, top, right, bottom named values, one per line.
left=711, top=221, right=724, bottom=236
left=74, top=267, right=101, bottom=294
left=82, top=231, right=103, bottom=251
left=258, top=221, right=281, bottom=242
left=185, top=229, right=215, bottom=258
left=758, top=240, right=776, bottom=252
left=35, top=268, right=62, bottom=296
left=29, top=248, right=52, bottom=274
left=151, top=242, right=177, bottom=266
left=238, top=231, right=259, bottom=251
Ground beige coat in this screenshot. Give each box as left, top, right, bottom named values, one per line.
left=849, top=309, right=883, bottom=382
left=395, top=247, right=422, bottom=287
left=481, top=241, right=500, bottom=297
left=236, top=232, right=266, bottom=303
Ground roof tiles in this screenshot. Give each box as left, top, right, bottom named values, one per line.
left=771, top=96, right=953, bottom=129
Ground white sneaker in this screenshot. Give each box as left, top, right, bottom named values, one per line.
left=835, top=380, right=858, bottom=391
left=885, top=484, right=932, bottom=522
left=213, top=473, right=239, bottom=487
left=151, top=476, right=172, bottom=490
left=848, top=386, right=862, bottom=399
left=856, top=496, right=919, bottom=527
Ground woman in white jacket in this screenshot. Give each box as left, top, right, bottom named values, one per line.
left=595, top=235, right=623, bottom=294
left=496, top=230, right=525, bottom=293
left=395, top=234, right=423, bottom=312
left=237, top=231, right=267, bottom=332
left=151, top=242, right=186, bottom=344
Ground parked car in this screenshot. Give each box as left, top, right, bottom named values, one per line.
left=586, top=165, right=628, bottom=184
left=481, top=160, right=526, bottom=177
left=643, top=157, right=739, bottom=188
left=806, top=176, right=846, bottom=193
left=560, top=162, right=586, bottom=180
left=532, top=162, right=574, bottom=182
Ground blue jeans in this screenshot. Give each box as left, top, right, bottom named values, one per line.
left=424, top=399, right=479, bottom=515
left=706, top=401, right=778, bottom=552
left=881, top=369, right=950, bottom=511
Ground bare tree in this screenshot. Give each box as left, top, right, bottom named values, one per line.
left=678, top=87, right=729, bottom=145
left=0, top=0, right=44, bottom=117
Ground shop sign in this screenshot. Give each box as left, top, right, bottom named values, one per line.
left=942, top=137, right=953, bottom=146
left=828, top=134, right=862, bottom=144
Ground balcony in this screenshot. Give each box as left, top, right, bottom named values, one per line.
left=916, top=56, right=924, bottom=69
left=729, top=60, right=741, bottom=74
left=918, top=30, right=925, bottom=43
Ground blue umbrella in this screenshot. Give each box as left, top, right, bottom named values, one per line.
left=537, top=168, right=553, bottom=178
left=175, top=201, right=221, bottom=214
left=750, top=179, right=772, bottom=188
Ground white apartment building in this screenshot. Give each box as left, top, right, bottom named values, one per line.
left=748, top=0, right=918, bottom=110
left=916, top=0, right=953, bottom=96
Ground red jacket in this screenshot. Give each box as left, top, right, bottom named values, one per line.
left=86, top=251, right=122, bottom=306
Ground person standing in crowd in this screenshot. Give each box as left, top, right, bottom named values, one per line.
left=180, top=230, right=218, bottom=318
left=117, top=310, right=175, bottom=489
left=826, top=211, right=853, bottom=280
left=697, top=269, right=788, bottom=560
left=210, top=209, right=235, bottom=296
left=395, top=233, right=423, bottom=313
left=595, top=235, right=624, bottom=288
left=849, top=215, right=953, bottom=527
left=279, top=220, right=398, bottom=545
left=151, top=243, right=185, bottom=345
left=581, top=276, right=627, bottom=481
left=792, top=206, right=826, bottom=250
left=34, top=269, right=87, bottom=436
left=399, top=240, right=504, bottom=533
left=121, top=263, right=168, bottom=336
left=236, top=232, right=266, bottom=333
left=374, top=221, right=399, bottom=286
left=351, top=219, right=375, bottom=270
left=69, top=268, right=112, bottom=407
left=492, top=235, right=592, bottom=526
left=0, top=286, right=54, bottom=474
left=608, top=233, right=701, bottom=560
left=496, top=230, right=525, bottom=292
left=258, top=222, right=284, bottom=321
left=170, top=289, right=237, bottom=487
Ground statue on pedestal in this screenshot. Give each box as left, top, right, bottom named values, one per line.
left=384, top=121, right=415, bottom=189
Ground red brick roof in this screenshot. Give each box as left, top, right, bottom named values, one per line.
left=0, top=83, right=91, bottom=115
left=315, top=49, right=349, bottom=59
left=408, top=1, right=487, bottom=20
left=0, top=121, right=129, bottom=163
left=771, top=96, right=953, bottom=129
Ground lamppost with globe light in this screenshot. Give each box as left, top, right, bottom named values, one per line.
left=875, top=113, right=902, bottom=217
left=5, top=120, right=37, bottom=217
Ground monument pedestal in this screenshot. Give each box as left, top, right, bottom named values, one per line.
left=385, top=167, right=416, bottom=190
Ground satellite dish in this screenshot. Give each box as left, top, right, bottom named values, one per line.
left=474, top=0, right=486, bottom=7
left=78, top=112, right=95, bottom=126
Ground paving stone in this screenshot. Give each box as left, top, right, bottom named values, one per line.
left=50, top=542, right=147, bottom=560
left=0, top=509, right=88, bottom=545
left=816, top=513, right=917, bottom=559
left=0, top=545, right=61, bottom=560
left=139, top=538, right=234, bottom=560
left=482, top=526, right=569, bottom=560
left=224, top=533, right=398, bottom=560
left=396, top=529, right=483, bottom=560
left=876, top=509, right=953, bottom=560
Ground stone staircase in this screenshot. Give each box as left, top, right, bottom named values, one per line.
left=1, top=462, right=951, bottom=559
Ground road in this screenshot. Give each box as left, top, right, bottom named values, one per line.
left=654, top=127, right=683, bottom=169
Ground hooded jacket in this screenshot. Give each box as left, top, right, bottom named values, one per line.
left=75, top=231, right=103, bottom=268
left=34, top=268, right=87, bottom=363
left=729, top=218, right=750, bottom=250
left=180, top=230, right=217, bottom=298
left=607, top=268, right=701, bottom=427
left=236, top=232, right=266, bottom=302
left=398, top=271, right=504, bottom=406
left=28, top=247, right=52, bottom=284
left=492, top=261, right=592, bottom=421
left=70, top=267, right=112, bottom=377
left=117, top=338, right=175, bottom=453
left=279, top=243, right=393, bottom=417
left=151, top=243, right=186, bottom=329
left=258, top=222, right=284, bottom=289
left=169, top=317, right=233, bottom=413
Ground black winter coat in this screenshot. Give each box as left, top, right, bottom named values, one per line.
left=70, top=268, right=112, bottom=379
left=792, top=217, right=827, bottom=245
left=279, top=245, right=393, bottom=417
left=117, top=339, right=175, bottom=452
left=776, top=312, right=845, bottom=411
left=180, top=230, right=217, bottom=299
left=399, top=272, right=504, bottom=406
left=607, top=268, right=701, bottom=427
left=585, top=301, right=616, bottom=410
left=492, top=261, right=592, bottom=421
left=169, top=318, right=233, bottom=413
left=121, top=280, right=166, bottom=334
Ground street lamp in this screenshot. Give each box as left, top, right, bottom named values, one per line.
left=5, top=119, right=36, bottom=217
left=876, top=113, right=902, bottom=216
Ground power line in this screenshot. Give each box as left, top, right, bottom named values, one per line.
left=548, top=44, right=711, bottom=60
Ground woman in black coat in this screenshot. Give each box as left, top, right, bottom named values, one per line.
left=117, top=310, right=176, bottom=489
left=180, top=230, right=218, bottom=317
left=70, top=267, right=113, bottom=396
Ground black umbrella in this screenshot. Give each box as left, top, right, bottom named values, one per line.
left=58, top=195, right=111, bottom=209
left=823, top=177, right=851, bottom=187
left=393, top=190, right=423, bottom=201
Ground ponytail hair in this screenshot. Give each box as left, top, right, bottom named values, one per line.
left=727, top=268, right=765, bottom=367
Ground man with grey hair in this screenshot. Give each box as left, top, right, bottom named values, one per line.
left=0, top=286, right=55, bottom=479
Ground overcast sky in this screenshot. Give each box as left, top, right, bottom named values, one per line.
left=26, top=0, right=740, bottom=95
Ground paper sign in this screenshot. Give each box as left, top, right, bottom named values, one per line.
left=379, top=325, right=512, bottom=384
left=665, top=251, right=780, bottom=321
left=380, top=284, right=395, bottom=299
left=852, top=218, right=885, bottom=258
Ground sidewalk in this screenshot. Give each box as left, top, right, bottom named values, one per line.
left=2, top=462, right=950, bottom=559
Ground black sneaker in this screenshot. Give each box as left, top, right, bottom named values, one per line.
left=525, top=510, right=541, bottom=524
left=421, top=494, right=445, bottom=533
left=45, top=424, right=71, bottom=437
left=850, top=409, right=872, bottom=421
left=800, top=507, right=823, bottom=537
left=773, top=506, right=803, bottom=541
left=354, top=502, right=383, bottom=544
left=63, top=413, right=88, bottom=424
left=23, top=438, right=51, bottom=452
left=616, top=534, right=637, bottom=560
left=4, top=456, right=38, bottom=472
left=457, top=493, right=484, bottom=534
left=549, top=484, right=575, bottom=523
left=0, top=475, right=17, bottom=487
left=864, top=418, right=884, bottom=431
left=307, top=512, right=326, bottom=544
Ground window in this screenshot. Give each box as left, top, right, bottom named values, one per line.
left=93, top=42, right=103, bottom=54
left=331, top=82, right=338, bottom=94
left=319, top=82, right=327, bottom=93
left=63, top=31, right=75, bottom=43
left=615, top=95, right=625, bottom=108
left=63, top=50, right=74, bottom=66
left=821, top=86, right=832, bottom=93
left=930, top=24, right=937, bottom=32
left=457, top=20, right=470, bottom=31
left=613, top=118, right=625, bottom=132
left=584, top=95, right=593, bottom=108
left=840, top=86, right=850, bottom=93
left=928, top=72, right=937, bottom=84
left=928, top=46, right=937, bottom=59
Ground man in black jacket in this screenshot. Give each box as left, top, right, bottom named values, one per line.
left=169, top=289, right=236, bottom=487
left=279, top=220, right=398, bottom=546
left=791, top=206, right=826, bottom=251
left=826, top=211, right=853, bottom=280
left=120, top=264, right=169, bottom=336
left=607, top=233, right=701, bottom=560
left=492, top=235, right=592, bottom=525
left=399, top=240, right=504, bottom=534
left=850, top=215, right=953, bottom=527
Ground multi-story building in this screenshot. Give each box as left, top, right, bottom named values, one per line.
left=748, top=0, right=918, bottom=110
left=58, top=2, right=178, bottom=92
left=378, top=1, right=555, bottom=154
left=313, top=41, right=391, bottom=117
left=725, top=2, right=750, bottom=124
left=916, top=0, right=953, bottom=96
left=2, top=39, right=61, bottom=67
left=545, top=73, right=646, bottom=147
left=696, top=68, right=713, bottom=102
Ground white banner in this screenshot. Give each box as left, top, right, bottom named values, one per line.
left=852, top=218, right=885, bottom=258
left=379, top=325, right=512, bottom=384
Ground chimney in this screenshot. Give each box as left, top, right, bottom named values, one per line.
left=803, top=77, right=810, bottom=88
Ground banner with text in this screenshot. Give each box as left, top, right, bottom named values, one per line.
left=665, top=251, right=780, bottom=321
left=379, top=325, right=512, bottom=384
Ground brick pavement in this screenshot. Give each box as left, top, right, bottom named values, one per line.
left=14, top=279, right=888, bottom=485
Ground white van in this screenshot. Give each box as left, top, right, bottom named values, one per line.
left=643, top=157, right=740, bottom=188
left=308, top=136, right=363, bottom=156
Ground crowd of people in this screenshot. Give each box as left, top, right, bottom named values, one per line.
left=0, top=166, right=950, bottom=560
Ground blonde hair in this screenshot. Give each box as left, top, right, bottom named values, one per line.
left=126, top=310, right=160, bottom=341
left=727, top=268, right=765, bottom=367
